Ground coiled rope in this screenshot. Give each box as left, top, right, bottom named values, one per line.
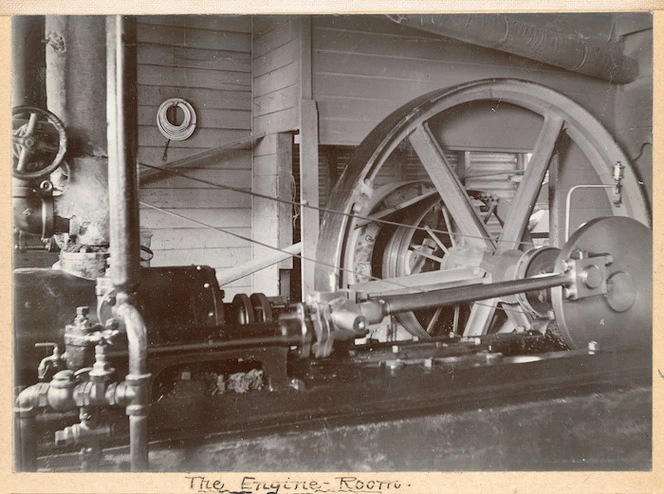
left=156, top=98, right=197, bottom=141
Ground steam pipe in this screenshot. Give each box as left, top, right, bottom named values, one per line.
left=106, top=15, right=149, bottom=471
left=388, top=14, right=637, bottom=84
left=15, top=383, right=50, bottom=471
left=107, top=15, right=140, bottom=293
left=12, top=16, right=46, bottom=107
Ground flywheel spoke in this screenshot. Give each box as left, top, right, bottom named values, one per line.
left=409, top=246, right=444, bottom=264
left=464, top=299, right=499, bottom=336
left=499, top=115, right=564, bottom=248
left=408, top=124, right=493, bottom=249
left=424, top=225, right=449, bottom=254
left=426, top=307, right=443, bottom=334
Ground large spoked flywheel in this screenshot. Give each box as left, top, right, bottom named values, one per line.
left=315, top=79, right=651, bottom=341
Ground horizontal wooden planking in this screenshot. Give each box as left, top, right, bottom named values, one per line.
left=253, top=85, right=299, bottom=117
left=149, top=227, right=253, bottom=250
left=150, top=246, right=251, bottom=268
left=253, top=18, right=297, bottom=58
left=319, top=119, right=375, bottom=146
left=253, top=15, right=294, bottom=37
left=138, top=65, right=250, bottom=91
left=317, top=98, right=401, bottom=123
left=137, top=23, right=251, bottom=53
left=254, top=62, right=299, bottom=96
left=141, top=169, right=251, bottom=189
left=253, top=107, right=300, bottom=135
left=139, top=15, right=252, bottom=33
left=138, top=147, right=251, bottom=168
left=138, top=86, right=251, bottom=111
left=139, top=126, right=250, bottom=149
left=140, top=207, right=251, bottom=229
left=314, top=52, right=607, bottom=99
left=313, top=15, right=441, bottom=39
left=138, top=106, right=251, bottom=130
left=137, top=44, right=251, bottom=73
left=314, top=28, right=516, bottom=67
left=253, top=39, right=299, bottom=77
left=315, top=87, right=610, bottom=146
left=139, top=188, right=251, bottom=209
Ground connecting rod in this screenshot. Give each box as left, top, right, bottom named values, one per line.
left=373, top=272, right=573, bottom=318
left=335, top=271, right=575, bottom=332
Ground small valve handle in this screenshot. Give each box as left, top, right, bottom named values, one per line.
left=35, top=341, right=59, bottom=353
left=35, top=342, right=63, bottom=381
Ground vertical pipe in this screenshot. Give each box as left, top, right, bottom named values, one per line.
left=106, top=15, right=148, bottom=471
left=106, top=15, right=140, bottom=293
left=12, top=16, right=46, bottom=107
left=17, top=415, right=37, bottom=471
left=129, top=415, right=149, bottom=470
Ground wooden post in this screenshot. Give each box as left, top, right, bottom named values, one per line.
left=299, top=16, right=319, bottom=299
left=252, top=133, right=293, bottom=296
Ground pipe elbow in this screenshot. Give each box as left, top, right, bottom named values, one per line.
left=15, top=383, right=50, bottom=416
left=115, top=300, right=149, bottom=379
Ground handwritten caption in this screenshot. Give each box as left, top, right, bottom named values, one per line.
left=185, top=475, right=407, bottom=494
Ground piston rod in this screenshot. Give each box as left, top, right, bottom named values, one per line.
left=362, top=271, right=573, bottom=323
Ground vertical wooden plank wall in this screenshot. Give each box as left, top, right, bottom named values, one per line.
left=613, top=14, right=653, bottom=204
left=252, top=16, right=300, bottom=295
left=136, top=15, right=253, bottom=299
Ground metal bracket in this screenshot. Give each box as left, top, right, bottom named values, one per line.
left=561, top=254, right=611, bottom=301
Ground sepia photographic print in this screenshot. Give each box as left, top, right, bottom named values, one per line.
left=4, top=6, right=661, bottom=494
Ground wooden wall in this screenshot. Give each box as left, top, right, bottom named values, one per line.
left=251, top=16, right=300, bottom=295
left=136, top=15, right=253, bottom=299
left=253, top=16, right=300, bottom=134
left=310, top=14, right=651, bottom=245
left=311, top=15, right=616, bottom=147
left=613, top=13, right=653, bottom=203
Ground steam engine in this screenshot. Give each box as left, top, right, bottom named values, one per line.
left=12, top=15, right=653, bottom=472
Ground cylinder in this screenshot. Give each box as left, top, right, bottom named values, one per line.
left=392, top=14, right=637, bottom=84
